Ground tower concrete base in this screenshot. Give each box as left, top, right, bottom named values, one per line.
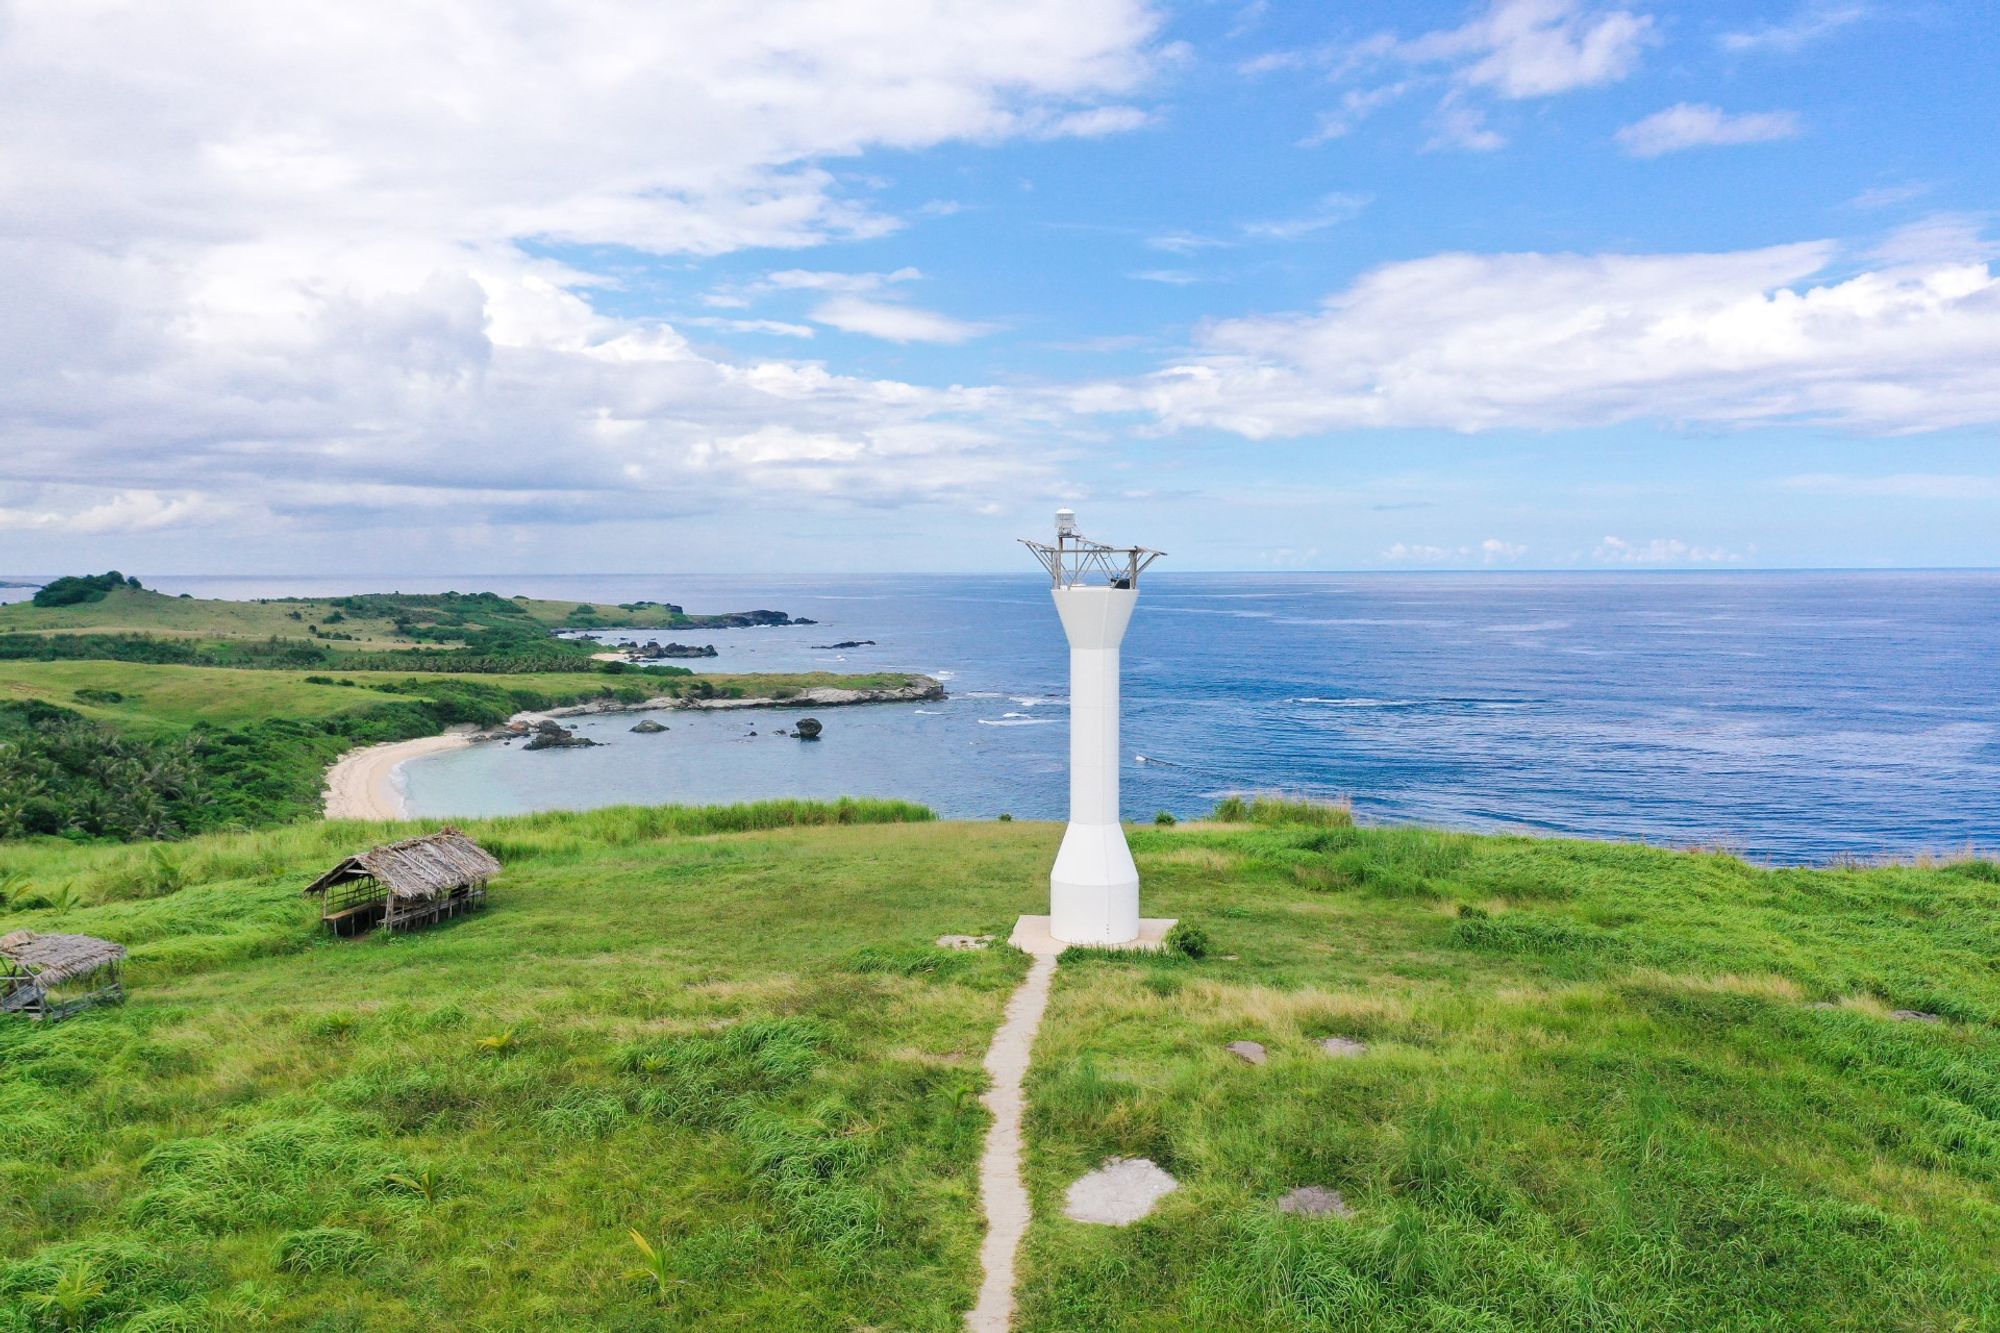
left=1010, top=915, right=1177, bottom=957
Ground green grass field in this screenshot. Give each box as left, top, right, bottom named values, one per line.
left=3, top=804, right=1998, bottom=1329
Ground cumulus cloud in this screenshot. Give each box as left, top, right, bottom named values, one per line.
left=1425, top=0, right=1655, bottom=99
left=1616, top=104, right=1802, bottom=157
left=0, top=0, right=1163, bottom=540
left=1077, top=227, right=2000, bottom=436
left=1593, top=536, right=1744, bottom=564
left=1265, top=1, right=1655, bottom=148
left=1381, top=538, right=1527, bottom=564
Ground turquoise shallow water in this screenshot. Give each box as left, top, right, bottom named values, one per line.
left=17, top=571, right=1998, bottom=863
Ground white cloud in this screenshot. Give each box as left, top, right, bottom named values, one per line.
left=1127, top=269, right=1202, bottom=285
left=1380, top=538, right=1527, bottom=565
left=1616, top=104, right=1801, bottom=157
left=763, top=268, right=925, bottom=294
left=1276, top=1, right=1654, bottom=150
left=1848, top=182, right=1931, bottom=211
left=1146, top=232, right=1228, bottom=255
left=0, top=0, right=1163, bottom=537
left=1036, top=105, right=1156, bottom=137
left=1434, top=0, right=1655, bottom=99
left=1302, top=83, right=1418, bottom=143
left=1078, top=226, right=2000, bottom=436
left=0, top=490, right=241, bottom=535
left=1427, top=104, right=1509, bottom=152
left=1722, top=3, right=1869, bottom=54
left=1594, top=536, right=1744, bottom=564
left=685, top=318, right=817, bottom=338
left=809, top=297, right=998, bottom=344
left=1242, top=193, right=1372, bottom=240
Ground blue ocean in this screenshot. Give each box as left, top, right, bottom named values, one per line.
left=32, top=572, right=2000, bottom=863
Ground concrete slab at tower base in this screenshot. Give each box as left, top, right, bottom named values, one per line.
left=1010, top=915, right=1177, bottom=957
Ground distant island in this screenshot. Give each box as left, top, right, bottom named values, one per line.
left=0, top=573, right=927, bottom=842
left=0, top=579, right=42, bottom=589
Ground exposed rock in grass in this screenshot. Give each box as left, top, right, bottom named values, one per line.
left=936, top=934, right=995, bottom=951
left=1062, top=1157, right=1178, bottom=1226
left=1225, top=1040, right=1267, bottom=1065
left=1891, top=1009, right=1943, bottom=1023
left=1277, top=1186, right=1354, bottom=1218
left=1319, top=1036, right=1368, bottom=1058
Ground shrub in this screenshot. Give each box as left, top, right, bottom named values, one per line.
left=31, top=572, right=142, bottom=608
left=1212, top=796, right=1248, bottom=822
left=72, top=688, right=124, bottom=704
left=274, top=1228, right=376, bottom=1276
left=1164, top=920, right=1211, bottom=959
left=1154, top=810, right=1177, bottom=826
left=997, top=813, right=1013, bottom=822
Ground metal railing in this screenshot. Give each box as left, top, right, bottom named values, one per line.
left=1021, top=531, right=1164, bottom=589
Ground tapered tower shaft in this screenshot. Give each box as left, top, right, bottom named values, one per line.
left=1021, top=509, right=1163, bottom=946
left=1050, top=586, right=1139, bottom=942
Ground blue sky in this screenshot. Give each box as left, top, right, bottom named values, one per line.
left=0, top=0, right=1995, bottom=573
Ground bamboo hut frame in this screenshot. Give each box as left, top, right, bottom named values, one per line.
left=304, top=828, right=501, bottom=936
left=1, top=931, right=127, bottom=1021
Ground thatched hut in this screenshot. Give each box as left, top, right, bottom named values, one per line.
left=305, top=828, right=501, bottom=936
left=1, top=930, right=127, bottom=1021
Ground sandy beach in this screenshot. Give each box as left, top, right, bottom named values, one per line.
left=322, top=732, right=473, bottom=821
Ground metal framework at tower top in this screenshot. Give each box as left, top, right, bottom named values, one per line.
left=1020, top=509, right=1165, bottom=590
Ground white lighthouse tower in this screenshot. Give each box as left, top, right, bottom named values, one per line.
left=1017, top=509, right=1171, bottom=948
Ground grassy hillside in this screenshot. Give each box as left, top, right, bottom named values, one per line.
left=0, top=586, right=796, bottom=650
left=3, top=806, right=1999, bottom=1329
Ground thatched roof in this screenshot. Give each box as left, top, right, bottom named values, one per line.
left=305, top=828, right=502, bottom=901
left=0, top=931, right=127, bottom=985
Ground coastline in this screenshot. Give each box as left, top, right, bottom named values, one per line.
left=320, top=677, right=945, bottom=821
left=323, top=732, right=475, bottom=821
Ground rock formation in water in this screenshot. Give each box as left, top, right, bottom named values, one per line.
left=523, top=720, right=600, bottom=750
left=626, top=640, right=719, bottom=659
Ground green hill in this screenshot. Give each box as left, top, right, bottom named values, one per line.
left=0, top=585, right=799, bottom=651
left=3, top=804, right=1997, bottom=1330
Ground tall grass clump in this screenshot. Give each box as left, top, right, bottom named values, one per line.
left=1211, top=793, right=1354, bottom=827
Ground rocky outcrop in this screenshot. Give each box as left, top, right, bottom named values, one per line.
left=506, top=676, right=945, bottom=730
left=628, top=641, right=719, bottom=659
left=811, top=640, right=875, bottom=649
left=793, top=717, right=822, bottom=740
left=522, top=720, right=599, bottom=751
left=629, top=719, right=669, bottom=733
left=674, top=679, right=946, bottom=711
